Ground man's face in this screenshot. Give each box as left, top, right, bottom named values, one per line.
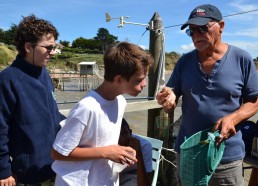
left=189, top=21, right=221, bottom=52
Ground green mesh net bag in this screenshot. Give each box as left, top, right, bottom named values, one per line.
left=180, top=127, right=225, bottom=186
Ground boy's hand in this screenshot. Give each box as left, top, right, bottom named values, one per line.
left=104, top=145, right=137, bottom=165
left=0, top=176, right=16, bottom=186
left=156, top=86, right=176, bottom=113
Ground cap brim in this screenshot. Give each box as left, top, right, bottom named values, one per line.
left=181, top=17, right=212, bottom=30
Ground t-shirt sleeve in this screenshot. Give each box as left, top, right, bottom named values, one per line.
left=53, top=117, right=86, bottom=156
left=242, top=56, right=258, bottom=98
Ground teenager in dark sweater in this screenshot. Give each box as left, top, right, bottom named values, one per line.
left=0, top=15, right=65, bottom=185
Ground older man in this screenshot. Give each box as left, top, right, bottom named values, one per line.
left=157, top=4, right=258, bottom=186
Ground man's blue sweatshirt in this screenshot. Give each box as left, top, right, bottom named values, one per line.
left=0, top=56, right=64, bottom=183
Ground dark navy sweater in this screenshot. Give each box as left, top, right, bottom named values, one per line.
left=0, top=56, right=64, bottom=183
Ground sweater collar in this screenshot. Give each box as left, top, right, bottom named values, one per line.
left=12, top=55, right=43, bottom=78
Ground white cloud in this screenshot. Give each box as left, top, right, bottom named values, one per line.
left=224, top=27, right=258, bottom=38
left=177, top=41, right=258, bottom=58
left=228, top=1, right=258, bottom=12
left=179, top=43, right=194, bottom=54
left=226, top=1, right=258, bottom=21
left=227, top=41, right=258, bottom=58
left=139, top=45, right=148, bottom=50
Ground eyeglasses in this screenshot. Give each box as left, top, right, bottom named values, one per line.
left=36, top=45, right=57, bottom=52
left=185, top=22, right=218, bottom=37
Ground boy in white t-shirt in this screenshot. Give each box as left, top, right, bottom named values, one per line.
left=51, top=42, right=153, bottom=186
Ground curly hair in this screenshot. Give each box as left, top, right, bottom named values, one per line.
left=14, top=14, right=59, bottom=57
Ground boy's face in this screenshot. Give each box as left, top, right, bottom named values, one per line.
left=122, top=69, right=147, bottom=97
left=25, top=33, right=56, bottom=67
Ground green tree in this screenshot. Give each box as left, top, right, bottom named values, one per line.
left=59, top=40, right=70, bottom=47
left=72, top=37, right=88, bottom=48
left=71, top=37, right=101, bottom=52
left=0, top=28, right=5, bottom=43
left=94, top=28, right=118, bottom=53
left=85, top=39, right=101, bottom=51
left=3, top=24, right=17, bottom=45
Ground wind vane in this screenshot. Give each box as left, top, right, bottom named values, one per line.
left=105, top=13, right=153, bottom=30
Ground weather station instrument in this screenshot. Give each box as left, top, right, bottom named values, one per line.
left=105, top=13, right=153, bottom=30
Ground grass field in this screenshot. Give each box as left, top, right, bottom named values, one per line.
left=1, top=43, right=257, bottom=72
left=0, top=44, right=180, bottom=72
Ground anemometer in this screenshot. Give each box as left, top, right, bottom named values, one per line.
left=105, top=13, right=154, bottom=30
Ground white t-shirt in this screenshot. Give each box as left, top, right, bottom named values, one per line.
left=52, top=90, right=126, bottom=186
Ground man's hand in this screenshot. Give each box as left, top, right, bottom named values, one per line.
left=213, top=115, right=237, bottom=145
left=0, top=176, right=16, bottom=186
left=156, top=86, right=176, bottom=113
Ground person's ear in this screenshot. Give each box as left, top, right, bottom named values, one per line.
left=114, top=75, right=123, bottom=84
left=218, top=20, right=224, bottom=34
left=25, top=42, right=33, bottom=53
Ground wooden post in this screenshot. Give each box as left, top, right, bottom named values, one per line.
left=62, top=73, right=64, bottom=91
left=148, top=12, right=178, bottom=186
left=148, top=12, right=163, bottom=138
left=249, top=168, right=258, bottom=186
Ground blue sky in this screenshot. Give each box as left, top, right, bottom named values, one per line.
left=1, top=0, right=258, bottom=58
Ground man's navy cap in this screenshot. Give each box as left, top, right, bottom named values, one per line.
left=181, top=4, right=223, bottom=30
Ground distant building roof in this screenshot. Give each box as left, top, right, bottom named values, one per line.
left=79, top=62, right=96, bottom=65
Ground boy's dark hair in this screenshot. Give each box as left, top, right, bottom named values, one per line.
left=119, top=118, right=132, bottom=146
left=15, top=14, right=59, bottom=57
left=121, top=118, right=131, bottom=133
left=103, top=42, right=153, bottom=81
